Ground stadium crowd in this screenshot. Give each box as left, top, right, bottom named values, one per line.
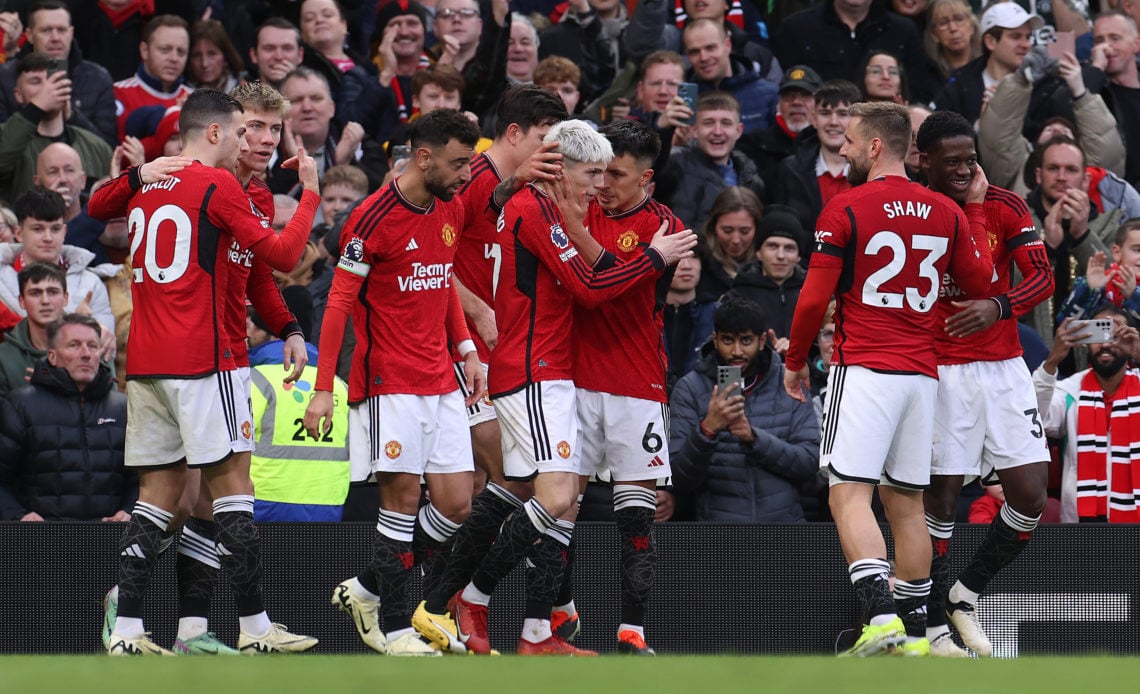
left=0, top=0, right=1137, bottom=659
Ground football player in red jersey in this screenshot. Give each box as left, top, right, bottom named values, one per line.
left=783, top=101, right=995, bottom=657
left=302, top=109, right=487, bottom=657
left=90, top=89, right=321, bottom=656
left=440, top=120, right=695, bottom=656
left=413, top=86, right=570, bottom=649
left=916, top=111, right=1053, bottom=658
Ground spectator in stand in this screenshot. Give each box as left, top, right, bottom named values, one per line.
left=506, top=12, right=540, bottom=84
left=923, top=0, right=980, bottom=82
left=682, top=18, right=778, bottom=133
left=113, top=15, right=193, bottom=141
left=534, top=56, right=581, bottom=115
left=33, top=143, right=109, bottom=267
left=187, top=19, right=246, bottom=92
left=73, top=0, right=156, bottom=81
left=539, top=0, right=623, bottom=106
left=0, top=52, right=113, bottom=205
left=906, top=104, right=933, bottom=179
left=0, top=207, right=15, bottom=243
left=1035, top=307, right=1140, bottom=523
left=860, top=50, right=908, bottom=103
left=301, top=0, right=378, bottom=129
left=0, top=262, right=67, bottom=396
left=669, top=296, right=820, bottom=523
left=979, top=47, right=1124, bottom=196
left=693, top=185, right=764, bottom=302
left=1058, top=224, right=1140, bottom=328
left=0, top=313, right=132, bottom=522
left=0, top=188, right=116, bottom=347
left=1083, top=10, right=1140, bottom=188
left=0, top=1, right=117, bottom=147
left=658, top=92, right=766, bottom=232
left=429, top=0, right=484, bottom=71
left=774, top=0, right=939, bottom=104
left=774, top=79, right=860, bottom=233
left=310, top=165, right=369, bottom=346
left=726, top=205, right=806, bottom=352
left=664, top=248, right=717, bottom=394
left=627, top=50, right=687, bottom=126
left=739, top=65, right=822, bottom=204
left=248, top=18, right=305, bottom=90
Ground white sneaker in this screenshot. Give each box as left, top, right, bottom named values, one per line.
left=107, top=632, right=174, bottom=656
left=948, top=602, right=992, bottom=656
left=929, top=631, right=970, bottom=658
left=332, top=578, right=386, bottom=653
left=385, top=630, right=443, bottom=656
left=238, top=623, right=318, bottom=654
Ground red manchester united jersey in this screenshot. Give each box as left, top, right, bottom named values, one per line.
left=935, top=186, right=1053, bottom=365
left=317, top=180, right=467, bottom=402
left=453, top=152, right=503, bottom=360
left=809, top=176, right=993, bottom=378
left=113, top=77, right=193, bottom=140
left=572, top=196, right=683, bottom=403
left=490, top=185, right=666, bottom=398
left=88, top=162, right=315, bottom=379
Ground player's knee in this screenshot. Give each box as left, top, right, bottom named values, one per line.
left=1006, top=486, right=1046, bottom=519
left=432, top=496, right=472, bottom=525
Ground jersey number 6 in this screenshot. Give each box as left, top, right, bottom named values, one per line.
left=862, top=231, right=948, bottom=313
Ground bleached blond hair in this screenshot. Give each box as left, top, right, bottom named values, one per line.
left=543, top=119, right=613, bottom=166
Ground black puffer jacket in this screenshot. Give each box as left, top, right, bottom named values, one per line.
left=0, top=360, right=133, bottom=521
left=726, top=262, right=806, bottom=339
left=668, top=346, right=819, bottom=523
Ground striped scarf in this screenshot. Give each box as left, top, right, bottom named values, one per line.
left=1075, top=369, right=1140, bottom=522
left=675, top=0, right=745, bottom=28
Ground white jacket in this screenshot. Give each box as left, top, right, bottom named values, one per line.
left=1033, top=364, right=1140, bottom=523
left=0, top=243, right=119, bottom=333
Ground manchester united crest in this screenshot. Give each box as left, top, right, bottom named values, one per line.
left=441, top=223, right=457, bottom=247
left=617, top=229, right=639, bottom=253
left=240, top=421, right=252, bottom=439
left=385, top=441, right=403, bottom=459
left=557, top=441, right=572, bottom=459
left=988, top=231, right=998, bottom=251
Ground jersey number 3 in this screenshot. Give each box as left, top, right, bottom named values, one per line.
left=128, top=204, right=193, bottom=284
left=862, top=231, right=948, bottom=313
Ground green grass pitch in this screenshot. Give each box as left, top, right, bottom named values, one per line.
left=2, top=656, right=1136, bottom=694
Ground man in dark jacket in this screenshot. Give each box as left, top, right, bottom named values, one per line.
left=0, top=0, right=117, bottom=146
left=0, top=313, right=133, bottom=521
left=682, top=18, right=778, bottom=133
left=668, top=297, right=819, bottom=522
left=726, top=206, right=806, bottom=350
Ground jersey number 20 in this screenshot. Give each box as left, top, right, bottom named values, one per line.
left=128, top=204, right=193, bottom=284
left=862, top=231, right=948, bottom=313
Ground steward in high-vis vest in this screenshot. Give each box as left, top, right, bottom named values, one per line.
left=247, top=299, right=350, bottom=521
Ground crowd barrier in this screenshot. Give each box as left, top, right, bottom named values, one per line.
left=1, top=523, right=1135, bottom=655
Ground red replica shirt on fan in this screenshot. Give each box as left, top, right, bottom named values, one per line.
left=88, top=162, right=318, bottom=379
left=935, top=186, right=1053, bottom=365
left=572, top=196, right=683, bottom=403
left=316, top=181, right=468, bottom=402
left=453, top=152, right=503, bottom=360
left=805, top=176, right=992, bottom=378
left=113, top=75, right=193, bottom=140
left=490, top=185, right=666, bottom=398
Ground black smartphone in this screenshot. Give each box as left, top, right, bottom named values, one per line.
left=47, top=57, right=67, bottom=76
left=677, top=82, right=698, bottom=125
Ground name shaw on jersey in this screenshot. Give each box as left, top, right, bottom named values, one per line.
left=883, top=199, right=932, bottom=219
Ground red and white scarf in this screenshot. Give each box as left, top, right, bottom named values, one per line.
left=1075, top=369, right=1140, bottom=522
left=675, top=0, right=745, bottom=28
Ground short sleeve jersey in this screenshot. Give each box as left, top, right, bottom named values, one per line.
left=813, top=176, right=976, bottom=378
left=108, top=162, right=282, bottom=378
left=335, top=180, right=466, bottom=403
left=490, top=185, right=664, bottom=398
left=935, top=185, right=1047, bottom=365
left=453, top=152, right=503, bottom=360
left=572, top=196, right=684, bottom=403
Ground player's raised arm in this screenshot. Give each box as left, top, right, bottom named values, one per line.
left=948, top=165, right=996, bottom=296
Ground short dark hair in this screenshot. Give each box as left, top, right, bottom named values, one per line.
left=14, top=186, right=65, bottom=225
left=282, top=65, right=331, bottom=95
left=191, top=19, right=245, bottom=77
left=46, top=313, right=101, bottom=348
left=17, top=261, right=66, bottom=296
left=412, top=63, right=465, bottom=99
left=713, top=296, right=766, bottom=336
left=814, top=80, right=861, bottom=110
left=1038, top=134, right=1086, bottom=169
left=143, top=14, right=189, bottom=43
left=600, top=119, right=660, bottom=166
left=493, top=83, right=568, bottom=138
left=179, top=88, right=244, bottom=137
left=915, top=109, right=975, bottom=153
left=408, top=109, right=480, bottom=151
left=16, top=51, right=54, bottom=76
left=256, top=16, right=302, bottom=47
left=849, top=101, right=911, bottom=160
left=27, top=0, right=71, bottom=27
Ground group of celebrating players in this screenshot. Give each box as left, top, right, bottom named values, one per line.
left=94, top=76, right=1050, bottom=658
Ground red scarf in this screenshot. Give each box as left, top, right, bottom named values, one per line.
left=675, top=0, right=745, bottom=28
left=1075, top=369, right=1140, bottom=522
left=99, top=0, right=155, bottom=29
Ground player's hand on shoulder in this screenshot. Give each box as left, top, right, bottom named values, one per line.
left=139, top=156, right=193, bottom=184
left=966, top=163, right=988, bottom=205
left=303, top=390, right=335, bottom=440
left=649, top=222, right=696, bottom=265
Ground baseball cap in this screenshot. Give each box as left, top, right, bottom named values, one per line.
left=979, top=2, right=1043, bottom=35
left=779, top=65, right=822, bottom=95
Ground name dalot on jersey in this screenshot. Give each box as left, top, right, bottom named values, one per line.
left=140, top=177, right=181, bottom=194
left=398, top=262, right=452, bottom=292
